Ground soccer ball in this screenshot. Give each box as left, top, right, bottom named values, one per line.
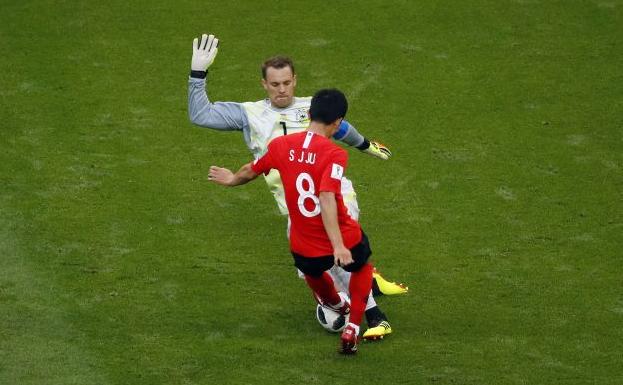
left=316, top=304, right=349, bottom=333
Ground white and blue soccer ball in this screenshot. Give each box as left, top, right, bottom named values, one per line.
left=315, top=304, right=349, bottom=333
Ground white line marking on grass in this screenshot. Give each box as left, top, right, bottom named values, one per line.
left=307, top=38, right=330, bottom=47
left=566, top=134, right=586, bottom=146
left=347, top=64, right=383, bottom=102
left=495, top=186, right=516, bottom=201
left=598, top=2, right=616, bottom=9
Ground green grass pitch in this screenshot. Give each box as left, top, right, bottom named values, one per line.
left=1, top=0, right=622, bottom=384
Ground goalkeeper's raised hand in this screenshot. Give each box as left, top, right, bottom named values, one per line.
left=362, top=141, right=392, bottom=160
left=191, top=33, right=219, bottom=77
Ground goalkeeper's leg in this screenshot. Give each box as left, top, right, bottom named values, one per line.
left=372, top=267, right=409, bottom=296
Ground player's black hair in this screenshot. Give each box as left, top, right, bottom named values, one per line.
left=309, top=89, right=348, bottom=124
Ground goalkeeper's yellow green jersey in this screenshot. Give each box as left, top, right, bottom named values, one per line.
left=242, top=97, right=311, bottom=214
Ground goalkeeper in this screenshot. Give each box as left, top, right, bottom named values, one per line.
left=188, top=33, right=407, bottom=339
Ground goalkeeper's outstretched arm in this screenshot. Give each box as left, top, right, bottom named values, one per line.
left=188, top=33, right=249, bottom=131
left=333, top=120, right=393, bottom=160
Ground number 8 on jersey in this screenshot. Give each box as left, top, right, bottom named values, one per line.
left=296, top=172, right=320, bottom=217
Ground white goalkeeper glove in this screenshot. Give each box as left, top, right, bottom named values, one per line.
left=363, top=141, right=392, bottom=160
left=191, top=33, right=219, bottom=72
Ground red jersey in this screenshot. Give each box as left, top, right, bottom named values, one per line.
left=251, top=131, right=362, bottom=257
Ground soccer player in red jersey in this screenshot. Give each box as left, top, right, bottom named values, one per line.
left=209, top=89, right=376, bottom=354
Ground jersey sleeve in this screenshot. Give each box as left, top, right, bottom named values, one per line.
left=319, top=149, right=348, bottom=193
left=251, top=140, right=278, bottom=175
left=188, top=77, right=249, bottom=131
left=332, top=120, right=365, bottom=148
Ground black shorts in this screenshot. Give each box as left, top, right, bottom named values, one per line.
left=292, top=231, right=372, bottom=277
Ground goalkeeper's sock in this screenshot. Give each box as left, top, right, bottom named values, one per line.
left=304, top=272, right=341, bottom=307
left=365, top=306, right=388, bottom=327
left=348, top=263, right=374, bottom=327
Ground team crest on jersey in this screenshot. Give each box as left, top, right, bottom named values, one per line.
left=294, top=108, right=309, bottom=122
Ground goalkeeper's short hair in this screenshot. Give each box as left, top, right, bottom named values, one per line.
left=261, top=56, right=295, bottom=79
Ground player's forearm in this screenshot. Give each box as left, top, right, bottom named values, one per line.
left=208, top=162, right=258, bottom=187
left=188, top=77, right=248, bottom=130
left=230, top=163, right=259, bottom=186
left=319, top=192, right=346, bottom=250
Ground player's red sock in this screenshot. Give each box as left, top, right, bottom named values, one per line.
left=304, top=272, right=341, bottom=306
left=348, top=263, right=374, bottom=327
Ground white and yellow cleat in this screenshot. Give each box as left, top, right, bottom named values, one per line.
left=372, top=268, right=409, bottom=296
left=363, top=321, right=392, bottom=341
